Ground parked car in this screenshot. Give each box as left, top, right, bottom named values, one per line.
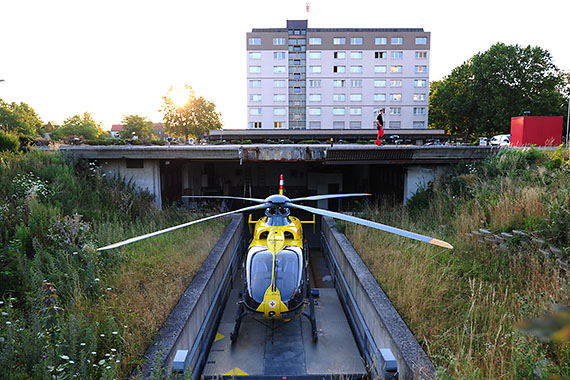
left=490, top=134, right=510, bottom=146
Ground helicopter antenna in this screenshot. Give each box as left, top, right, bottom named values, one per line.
left=279, top=174, right=284, bottom=195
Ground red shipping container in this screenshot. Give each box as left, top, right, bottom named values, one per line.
left=510, top=116, right=563, bottom=146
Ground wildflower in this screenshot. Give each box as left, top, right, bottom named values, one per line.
left=92, top=352, right=96, bottom=355
left=1, top=312, right=7, bottom=316
left=116, top=360, right=120, bottom=363
left=107, top=288, right=112, bottom=291
left=100, top=334, right=105, bottom=337
left=80, top=342, right=86, bottom=346
left=111, top=348, right=116, bottom=352
left=6, top=321, right=11, bottom=325
left=60, top=355, right=69, bottom=360
left=69, top=360, right=75, bottom=364
left=112, top=331, right=118, bottom=335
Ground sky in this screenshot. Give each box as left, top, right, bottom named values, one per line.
left=1, top=0, right=568, bottom=131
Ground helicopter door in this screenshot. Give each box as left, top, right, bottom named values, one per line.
left=248, top=249, right=274, bottom=304
left=274, top=248, right=302, bottom=302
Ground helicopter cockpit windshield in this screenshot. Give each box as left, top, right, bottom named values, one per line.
left=247, top=246, right=302, bottom=304
left=274, top=248, right=301, bottom=301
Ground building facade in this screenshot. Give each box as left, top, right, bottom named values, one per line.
left=246, top=20, right=430, bottom=130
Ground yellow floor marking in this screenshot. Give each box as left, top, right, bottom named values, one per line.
left=223, top=367, right=248, bottom=376
left=214, top=332, right=225, bottom=342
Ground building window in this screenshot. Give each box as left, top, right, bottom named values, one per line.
left=350, top=80, right=362, bottom=87
left=309, top=37, right=322, bottom=45
left=273, top=66, right=286, bottom=73
left=308, top=80, right=321, bottom=88
left=250, top=122, right=262, bottom=128
left=350, top=51, right=363, bottom=59
left=309, top=108, right=321, bottom=116
left=389, top=108, right=401, bottom=116
left=333, top=65, right=346, bottom=73
left=274, top=94, right=286, bottom=102
left=274, top=108, right=286, bottom=116
left=250, top=94, right=262, bottom=102
left=416, top=37, right=428, bottom=45
left=374, top=93, right=386, bottom=101
left=350, top=65, right=363, bottom=73
left=249, top=108, right=262, bottom=115
left=391, top=51, right=403, bottom=59
left=413, top=121, right=425, bottom=128
left=390, top=80, right=402, bottom=87
left=249, top=66, right=261, bottom=73
left=415, top=65, right=427, bottom=73
left=274, top=122, right=284, bottom=128
left=391, top=37, right=403, bottom=45
left=413, top=107, right=426, bottom=115
left=415, top=51, right=427, bottom=59
left=374, top=80, right=386, bottom=87
left=375, top=51, right=387, bottom=59
left=249, top=38, right=261, bottom=45
left=333, top=37, right=346, bottom=45
left=273, top=38, right=286, bottom=45
left=349, top=121, right=362, bottom=129
left=350, top=37, right=363, bottom=45
left=334, top=51, right=346, bottom=59
left=350, top=107, right=362, bottom=115
left=333, top=121, right=345, bottom=129
left=333, top=107, right=345, bottom=115
left=274, top=80, right=286, bottom=87
left=333, top=80, right=346, bottom=88
left=414, top=79, right=427, bottom=87
left=309, top=65, right=322, bottom=73
left=274, top=52, right=286, bottom=59
left=309, top=121, right=321, bottom=129
left=375, top=65, right=387, bottom=73
left=309, top=94, right=321, bottom=102
left=390, top=65, right=403, bottom=73
left=389, top=121, right=401, bottom=128
left=333, top=94, right=346, bottom=101
left=390, top=94, right=402, bottom=101
left=375, top=37, right=387, bottom=45
left=309, top=51, right=321, bottom=59
left=350, top=94, right=362, bottom=101
left=249, top=52, right=261, bottom=60
left=413, top=93, right=426, bottom=101
left=249, top=80, right=261, bottom=88
left=293, top=87, right=301, bottom=93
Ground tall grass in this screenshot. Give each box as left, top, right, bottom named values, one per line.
left=0, top=150, right=227, bottom=379
left=347, top=147, right=570, bottom=379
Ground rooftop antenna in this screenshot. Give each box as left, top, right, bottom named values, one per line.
left=306, top=2, right=310, bottom=13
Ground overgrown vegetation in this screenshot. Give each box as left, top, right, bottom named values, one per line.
left=0, top=150, right=225, bottom=379
left=348, top=147, right=570, bottom=379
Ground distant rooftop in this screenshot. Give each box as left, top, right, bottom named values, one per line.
left=252, top=20, right=424, bottom=33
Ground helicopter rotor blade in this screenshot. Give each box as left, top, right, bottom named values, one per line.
left=97, top=203, right=269, bottom=251
left=290, top=193, right=371, bottom=202
left=181, top=195, right=266, bottom=203
left=285, top=202, right=453, bottom=249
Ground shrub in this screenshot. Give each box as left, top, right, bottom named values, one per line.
left=0, top=131, right=21, bottom=153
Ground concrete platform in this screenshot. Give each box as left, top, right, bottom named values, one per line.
left=202, top=288, right=366, bottom=379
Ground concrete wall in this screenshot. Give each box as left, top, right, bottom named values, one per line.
left=322, top=216, right=436, bottom=380
left=101, top=159, right=162, bottom=208
left=404, top=165, right=446, bottom=204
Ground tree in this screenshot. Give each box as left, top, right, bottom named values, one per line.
left=0, top=100, right=43, bottom=137
left=429, top=43, right=566, bottom=139
left=50, top=112, right=105, bottom=140
left=160, top=85, right=222, bottom=142
left=120, top=115, right=155, bottom=140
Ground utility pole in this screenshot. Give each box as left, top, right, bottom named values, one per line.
left=566, top=97, right=570, bottom=148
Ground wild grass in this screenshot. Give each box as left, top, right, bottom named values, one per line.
left=0, top=150, right=227, bottom=379
left=347, top=147, right=570, bottom=379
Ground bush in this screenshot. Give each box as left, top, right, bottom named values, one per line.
left=0, top=131, right=21, bottom=153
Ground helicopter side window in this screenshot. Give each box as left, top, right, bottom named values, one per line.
left=249, top=250, right=273, bottom=303
left=274, top=249, right=300, bottom=302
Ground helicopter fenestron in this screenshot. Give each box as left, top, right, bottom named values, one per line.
left=97, top=175, right=452, bottom=343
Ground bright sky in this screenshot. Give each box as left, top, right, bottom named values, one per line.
left=1, top=0, right=568, bottom=131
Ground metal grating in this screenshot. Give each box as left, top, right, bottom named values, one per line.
left=326, top=149, right=414, bottom=161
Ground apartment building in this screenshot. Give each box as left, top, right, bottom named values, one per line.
left=246, top=20, right=430, bottom=130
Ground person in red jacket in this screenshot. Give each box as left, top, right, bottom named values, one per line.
left=375, top=109, right=384, bottom=146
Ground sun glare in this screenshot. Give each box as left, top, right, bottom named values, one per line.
left=170, top=87, right=189, bottom=108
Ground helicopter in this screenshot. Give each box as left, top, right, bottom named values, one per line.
left=97, top=174, right=453, bottom=343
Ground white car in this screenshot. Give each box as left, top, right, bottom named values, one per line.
left=490, top=134, right=510, bottom=146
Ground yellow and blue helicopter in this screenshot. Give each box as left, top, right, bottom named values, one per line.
left=98, top=175, right=452, bottom=343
